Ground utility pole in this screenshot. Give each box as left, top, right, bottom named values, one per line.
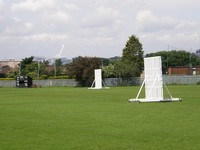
left=189, top=48, right=192, bottom=75
left=19, top=62, right=21, bottom=76
left=37, top=61, right=40, bottom=78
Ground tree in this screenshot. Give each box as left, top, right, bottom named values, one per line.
left=121, top=35, right=144, bottom=77
left=103, top=64, right=115, bottom=78
left=20, top=56, right=34, bottom=69
left=39, top=60, right=49, bottom=77
left=0, top=73, right=6, bottom=78
left=19, top=56, right=36, bottom=77
left=54, top=59, right=63, bottom=76
left=67, top=56, right=102, bottom=86
left=145, top=50, right=200, bottom=74
left=19, top=56, right=49, bottom=78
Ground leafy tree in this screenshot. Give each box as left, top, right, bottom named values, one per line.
left=19, top=56, right=50, bottom=78
left=54, top=59, right=63, bottom=76
left=121, top=35, right=144, bottom=77
left=19, top=56, right=35, bottom=76
left=101, top=58, right=110, bottom=67
left=20, top=56, right=34, bottom=70
left=39, top=60, right=49, bottom=76
left=112, top=59, right=139, bottom=78
left=103, top=64, right=115, bottom=78
left=0, top=73, right=6, bottom=78
left=145, top=50, right=200, bottom=74
left=55, top=59, right=62, bottom=67
left=109, top=56, right=120, bottom=64
left=113, top=59, right=126, bottom=78
left=67, top=56, right=101, bottom=86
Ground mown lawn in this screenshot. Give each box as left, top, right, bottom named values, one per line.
left=0, top=85, right=200, bottom=150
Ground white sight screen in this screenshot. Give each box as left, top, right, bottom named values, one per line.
left=95, top=69, right=102, bottom=89
left=144, top=56, right=163, bottom=100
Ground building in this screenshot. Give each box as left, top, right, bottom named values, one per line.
left=0, top=59, right=20, bottom=74
left=168, top=66, right=200, bottom=75
left=0, top=59, right=20, bottom=68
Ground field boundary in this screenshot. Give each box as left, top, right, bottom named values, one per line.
left=0, top=75, right=200, bottom=87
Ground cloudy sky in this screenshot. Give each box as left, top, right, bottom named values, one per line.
left=0, top=0, right=199, bottom=60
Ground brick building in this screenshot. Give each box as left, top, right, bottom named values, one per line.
left=168, top=66, right=200, bottom=75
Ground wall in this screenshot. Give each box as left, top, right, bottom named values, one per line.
left=104, top=77, right=142, bottom=86
left=0, top=79, right=77, bottom=87
left=0, top=76, right=200, bottom=87
left=163, top=75, right=200, bottom=85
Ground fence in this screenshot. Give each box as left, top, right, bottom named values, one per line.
left=163, top=75, right=200, bottom=85
left=104, top=77, right=142, bottom=86
left=0, top=75, right=200, bottom=87
left=0, top=79, right=77, bottom=88
left=33, top=79, right=77, bottom=87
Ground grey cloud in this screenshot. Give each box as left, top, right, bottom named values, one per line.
left=80, top=6, right=122, bottom=39
left=82, top=6, right=121, bottom=28
left=3, top=17, right=34, bottom=36
left=64, top=3, right=80, bottom=12
left=136, top=10, right=178, bottom=32
left=0, top=0, right=4, bottom=11
left=136, top=10, right=199, bottom=34
left=0, top=0, right=200, bottom=60
left=11, top=0, right=56, bottom=12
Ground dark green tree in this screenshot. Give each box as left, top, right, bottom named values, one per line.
left=67, top=56, right=101, bottom=86
left=145, top=50, right=200, bottom=74
left=121, top=35, right=144, bottom=77
left=19, top=56, right=37, bottom=77
left=54, top=59, right=63, bottom=76
left=37, top=60, right=49, bottom=79
left=55, top=59, right=62, bottom=67
left=19, top=56, right=49, bottom=78
left=0, top=73, right=6, bottom=78
left=19, top=56, right=34, bottom=73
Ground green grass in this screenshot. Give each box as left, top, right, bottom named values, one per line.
left=0, top=85, right=200, bottom=150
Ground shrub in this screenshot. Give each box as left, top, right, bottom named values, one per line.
left=0, top=78, right=15, bottom=80
left=48, top=76, right=69, bottom=79
left=31, top=84, right=42, bottom=88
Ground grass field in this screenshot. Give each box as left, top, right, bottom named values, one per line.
left=0, top=85, right=200, bottom=150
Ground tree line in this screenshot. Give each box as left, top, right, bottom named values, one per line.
left=2, top=35, right=200, bottom=86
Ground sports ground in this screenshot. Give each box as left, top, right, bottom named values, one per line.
left=0, top=85, right=200, bottom=150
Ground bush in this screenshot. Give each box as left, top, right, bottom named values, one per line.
left=40, top=75, right=48, bottom=79
left=0, top=78, right=15, bottom=80
left=33, top=75, right=49, bottom=80
left=31, top=84, right=42, bottom=88
left=48, top=76, right=70, bottom=79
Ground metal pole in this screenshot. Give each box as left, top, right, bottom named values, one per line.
left=19, top=62, right=21, bottom=76
left=189, top=48, right=192, bottom=75
left=54, top=60, right=56, bottom=76
left=37, top=61, right=40, bottom=78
